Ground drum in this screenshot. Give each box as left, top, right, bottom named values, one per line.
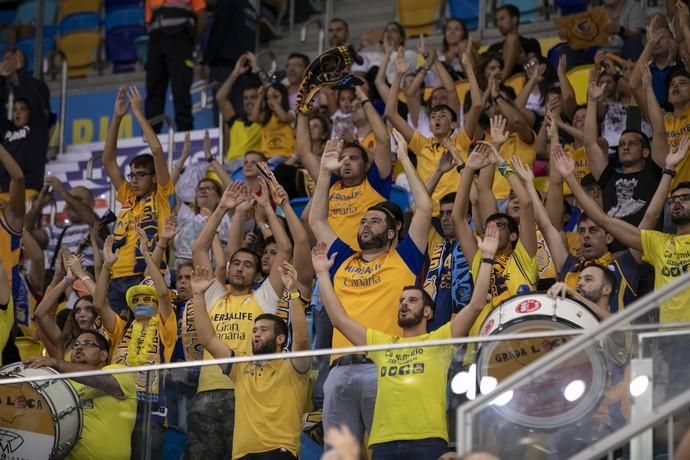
left=476, top=293, right=607, bottom=429
left=0, top=363, right=82, bottom=459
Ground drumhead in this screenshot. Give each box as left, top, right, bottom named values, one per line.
left=0, top=363, right=83, bottom=459
left=476, top=295, right=607, bottom=429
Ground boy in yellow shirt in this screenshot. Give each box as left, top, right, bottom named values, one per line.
left=313, top=218, right=496, bottom=457
left=102, top=86, right=174, bottom=313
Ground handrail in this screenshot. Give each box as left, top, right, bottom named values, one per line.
left=46, top=50, right=69, bottom=156
left=456, top=269, right=690, bottom=453
left=301, top=17, right=325, bottom=55
left=33, top=0, right=45, bottom=80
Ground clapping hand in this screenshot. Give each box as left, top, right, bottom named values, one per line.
left=311, top=241, right=336, bottom=274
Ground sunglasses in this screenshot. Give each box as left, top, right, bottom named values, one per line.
left=131, top=295, right=157, bottom=305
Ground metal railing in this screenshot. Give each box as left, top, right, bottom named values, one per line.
left=301, top=17, right=325, bottom=56
left=456, top=269, right=690, bottom=455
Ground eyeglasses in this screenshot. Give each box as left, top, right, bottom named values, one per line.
left=127, top=172, right=154, bottom=181
left=666, top=193, right=690, bottom=205
left=132, top=295, right=157, bottom=305
left=72, top=340, right=103, bottom=350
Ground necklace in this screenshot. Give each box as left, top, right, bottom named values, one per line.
left=126, top=315, right=160, bottom=366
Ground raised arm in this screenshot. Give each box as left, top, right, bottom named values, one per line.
left=171, top=132, right=192, bottom=184
left=103, top=87, right=129, bottom=190
left=150, top=214, right=176, bottom=268
left=295, top=113, right=320, bottom=180
left=383, top=49, right=415, bottom=142
left=0, top=143, right=25, bottom=226
left=584, top=73, right=608, bottom=180
left=128, top=86, right=170, bottom=188
left=424, top=151, right=455, bottom=194
left=94, top=236, right=119, bottom=332
left=279, top=261, right=311, bottom=372
left=272, top=184, right=314, bottom=289
left=501, top=33, right=521, bottom=81
left=202, top=130, right=232, bottom=187
left=452, top=144, right=493, bottom=263
left=312, top=242, right=365, bottom=346
left=451, top=222, right=498, bottom=337
left=67, top=254, right=96, bottom=296
left=34, top=256, right=73, bottom=345
left=356, top=85, right=391, bottom=178
left=216, top=55, right=250, bottom=121
left=374, top=44, right=393, bottom=102
left=45, top=176, right=98, bottom=226
left=136, top=229, right=173, bottom=322
left=512, top=154, right=569, bottom=271
left=392, top=129, right=432, bottom=252
left=461, top=48, right=483, bottom=139
left=557, top=55, right=577, bottom=118
left=307, top=139, right=343, bottom=247
left=495, top=93, right=534, bottom=145
left=639, top=62, right=669, bottom=168
left=433, top=49, right=461, bottom=114
left=191, top=266, right=234, bottom=360
left=247, top=85, right=265, bottom=123
left=21, top=230, right=45, bottom=293
left=254, top=179, right=292, bottom=295
left=553, top=148, right=642, bottom=251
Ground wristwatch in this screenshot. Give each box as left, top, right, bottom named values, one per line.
left=288, top=291, right=301, bottom=300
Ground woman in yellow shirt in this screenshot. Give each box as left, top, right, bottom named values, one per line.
left=249, top=83, right=296, bottom=161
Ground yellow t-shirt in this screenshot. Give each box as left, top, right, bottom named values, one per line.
left=664, top=106, right=690, bottom=190
left=111, top=180, right=175, bottom=279
left=0, top=210, right=21, bottom=295
left=494, top=132, right=537, bottom=200
left=230, top=357, right=308, bottom=459
left=327, top=164, right=390, bottom=249
left=408, top=131, right=464, bottom=215
left=468, top=240, right=538, bottom=336
left=110, top=312, right=177, bottom=397
left=536, top=229, right=556, bottom=281
left=641, top=230, right=690, bottom=323
left=196, top=280, right=279, bottom=393
left=0, top=299, right=13, bottom=366
left=366, top=323, right=454, bottom=446
left=331, top=237, right=423, bottom=357
left=67, top=364, right=137, bottom=460
left=227, top=118, right=263, bottom=162
left=262, top=114, right=295, bottom=158
left=563, top=144, right=590, bottom=196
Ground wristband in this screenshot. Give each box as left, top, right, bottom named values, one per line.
left=497, top=161, right=514, bottom=177
left=481, top=257, right=495, bottom=265
left=288, top=291, right=301, bottom=300
left=206, top=156, right=215, bottom=163
left=662, top=168, right=677, bottom=177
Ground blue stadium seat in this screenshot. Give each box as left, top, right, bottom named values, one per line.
left=15, top=36, right=56, bottom=72
left=106, top=24, right=146, bottom=72
left=390, top=185, right=411, bottom=212
left=15, top=0, right=58, bottom=26
left=555, top=0, right=589, bottom=16
left=105, top=0, right=142, bottom=13
left=105, top=7, right=144, bottom=33
left=0, top=9, right=17, bottom=26
left=289, top=197, right=310, bottom=218
left=448, top=0, right=478, bottom=31
left=59, top=12, right=100, bottom=35
left=497, top=0, right=540, bottom=23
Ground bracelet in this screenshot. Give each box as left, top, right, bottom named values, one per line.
left=497, top=161, right=514, bottom=177
left=481, top=257, right=495, bottom=265
left=361, top=99, right=373, bottom=106
left=662, top=168, right=677, bottom=177
left=288, top=291, right=301, bottom=300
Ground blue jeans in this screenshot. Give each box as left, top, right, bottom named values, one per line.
left=371, top=438, right=448, bottom=460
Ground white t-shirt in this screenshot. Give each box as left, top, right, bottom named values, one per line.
left=174, top=203, right=231, bottom=262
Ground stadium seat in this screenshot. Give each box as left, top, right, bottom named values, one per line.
left=59, top=12, right=100, bottom=35
left=58, top=30, right=101, bottom=77
left=567, top=64, right=594, bottom=105
left=555, top=0, right=589, bottom=16
left=14, top=0, right=58, bottom=26
left=104, top=8, right=145, bottom=72
left=390, top=184, right=411, bottom=212
left=15, top=337, right=45, bottom=360
left=135, top=35, right=149, bottom=65
left=537, top=36, right=562, bottom=59
left=289, top=197, right=310, bottom=218
left=0, top=9, right=17, bottom=26
left=397, top=0, right=441, bottom=38
left=448, top=0, right=478, bottom=31
left=59, top=0, right=101, bottom=19
left=15, top=36, right=56, bottom=72
left=105, top=0, right=141, bottom=12
left=504, top=73, right=525, bottom=95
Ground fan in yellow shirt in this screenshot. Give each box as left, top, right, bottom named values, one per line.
left=25, top=330, right=137, bottom=460
left=0, top=262, right=12, bottom=366
left=190, top=261, right=311, bottom=460
left=313, top=218, right=497, bottom=455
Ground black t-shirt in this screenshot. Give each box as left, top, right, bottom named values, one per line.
left=273, top=163, right=311, bottom=199
left=486, top=35, right=541, bottom=75
left=598, top=159, right=662, bottom=229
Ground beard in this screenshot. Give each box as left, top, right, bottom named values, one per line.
left=252, top=336, right=278, bottom=355
left=671, top=210, right=690, bottom=225
left=578, top=286, right=604, bottom=304
left=398, top=308, right=425, bottom=328
left=357, top=230, right=388, bottom=250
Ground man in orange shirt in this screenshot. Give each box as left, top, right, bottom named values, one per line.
left=144, top=0, right=208, bottom=132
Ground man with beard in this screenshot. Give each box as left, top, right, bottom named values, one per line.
left=308, top=132, right=431, bottom=445
left=547, top=264, right=617, bottom=320
left=554, top=144, right=690, bottom=399
left=185, top=182, right=291, bottom=459
left=190, top=262, right=310, bottom=460
left=25, top=330, right=137, bottom=460
left=312, top=220, right=497, bottom=458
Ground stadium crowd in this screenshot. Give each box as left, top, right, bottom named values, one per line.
left=3, top=0, right=690, bottom=459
